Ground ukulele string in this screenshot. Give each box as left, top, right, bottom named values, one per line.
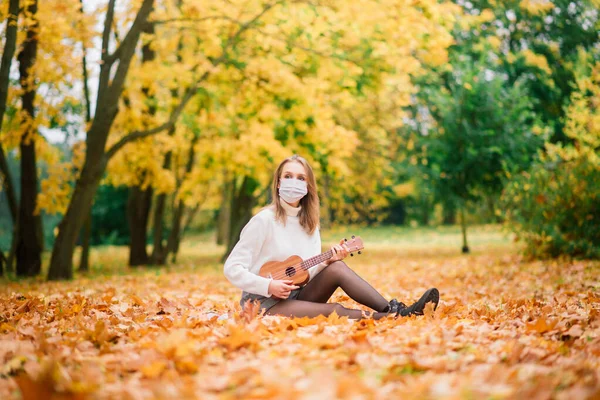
left=268, top=254, right=328, bottom=281
left=268, top=257, right=324, bottom=281
left=268, top=249, right=336, bottom=281
left=268, top=241, right=362, bottom=280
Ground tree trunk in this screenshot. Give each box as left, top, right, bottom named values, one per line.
left=321, top=169, right=332, bottom=229
left=1, top=149, right=18, bottom=274
left=163, top=134, right=198, bottom=262
left=78, top=0, right=92, bottom=273
left=0, top=0, right=21, bottom=276
left=16, top=0, right=43, bottom=277
left=151, top=137, right=172, bottom=265
left=460, top=203, right=470, bottom=254
left=0, top=0, right=20, bottom=132
left=165, top=200, right=184, bottom=260
left=170, top=204, right=199, bottom=263
left=127, top=185, right=153, bottom=266
left=48, top=156, right=106, bottom=280
left=78, top=210, right=92, bottom=272
left=223, top=176, right=259, bottom=261
left=151, top=191, right=168, bottom=264
left=6, top=221, right=18, bottom=273
left=0, top=150, right=18, bottom=222
left=216, top=176, right=233, bottom=246
left=442, top=199, right=457, bottom=225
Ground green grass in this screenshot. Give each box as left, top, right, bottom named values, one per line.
left=1, top=224, right=517, bottom=282
left=322, top=223, right=513, bottom=248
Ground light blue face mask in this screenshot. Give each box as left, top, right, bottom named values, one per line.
left=279, top=178, right=308, bottom=203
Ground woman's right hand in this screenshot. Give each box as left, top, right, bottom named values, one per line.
left=268, top=279, right=299, bottom=299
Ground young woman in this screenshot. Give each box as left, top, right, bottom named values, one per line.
left=224, top=155, right=439, bottom=319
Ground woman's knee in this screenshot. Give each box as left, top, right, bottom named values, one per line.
left=327, top=261, right=349, bottom=275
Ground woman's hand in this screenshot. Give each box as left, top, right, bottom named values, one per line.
left=327, top=239, right=350, bottom=264
left=268, top=279, right=299, bottom=299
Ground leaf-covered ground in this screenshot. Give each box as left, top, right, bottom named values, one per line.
left=1, top=226, right=599, bottom=399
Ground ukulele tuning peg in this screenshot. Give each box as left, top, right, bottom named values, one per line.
left=350, top=253, right=354, bottom=257
left=358, top=251, right=362, bottom=255
left=352, top=235, right=355, bottom=239
left=344, top=238, right=347, bottom=242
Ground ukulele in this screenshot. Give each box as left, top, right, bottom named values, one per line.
left=258, top=235, right=364, bottom=286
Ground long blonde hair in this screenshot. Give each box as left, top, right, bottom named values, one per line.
left=271, top=155, right=320, bottom=234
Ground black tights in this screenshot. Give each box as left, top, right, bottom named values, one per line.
left=266, top=261, right=393, bottom=320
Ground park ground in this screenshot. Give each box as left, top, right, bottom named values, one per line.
left=0, top=225, right=599, bottom=399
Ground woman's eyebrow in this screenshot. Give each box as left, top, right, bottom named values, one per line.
left=283, top=171, right=306, bottom=177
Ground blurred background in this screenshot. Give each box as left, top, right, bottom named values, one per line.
left=0, top=0, right=598, bottom=280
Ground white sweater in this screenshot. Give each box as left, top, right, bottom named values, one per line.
left=223, top=199, right=328, bottom=297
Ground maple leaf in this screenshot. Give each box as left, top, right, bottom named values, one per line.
left=526, top=318, right=558, bottom=334
left=240, top=299, right=262, bottom=323
left=218, top=325, right=260, bottom=351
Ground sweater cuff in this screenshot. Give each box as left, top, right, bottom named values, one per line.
left=258, top=276, right=273, bottom=297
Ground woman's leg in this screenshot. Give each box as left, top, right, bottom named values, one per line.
left=265, top=299, right=391, bottom=320
left=296, top=261, right=390, bottom=312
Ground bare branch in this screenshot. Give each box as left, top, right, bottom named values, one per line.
left=97, top=0, right=117, bottom=107
left=100, top=0, right=116, bottom=64
left=104, top=0, right=154, bottom=107
left=105, top=67, right=212, bottom=160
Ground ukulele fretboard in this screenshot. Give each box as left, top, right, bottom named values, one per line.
left=300, top=249, right=334, bottom=270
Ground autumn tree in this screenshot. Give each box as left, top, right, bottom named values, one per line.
left=47, top=0, right=296, bottom=279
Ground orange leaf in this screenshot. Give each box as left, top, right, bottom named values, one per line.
left=140, top=361, right=167, bottom=379
left=526, top=318, right=557, bottom=333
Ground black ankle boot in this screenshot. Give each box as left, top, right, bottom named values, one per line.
left=398, top=288, right=439, bottom=317
left=384, top=298, right=407, bottom=313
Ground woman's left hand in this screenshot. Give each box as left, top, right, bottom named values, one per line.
left=327, top=239, right=350, bottom=264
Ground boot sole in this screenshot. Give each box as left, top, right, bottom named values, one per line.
left=400, top=288, right=439, bottom=317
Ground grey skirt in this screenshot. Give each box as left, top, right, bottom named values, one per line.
left=240, top=288, right=303, bottom=312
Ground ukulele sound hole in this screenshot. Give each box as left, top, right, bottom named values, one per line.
left=285, top=267, right=296, bottom=277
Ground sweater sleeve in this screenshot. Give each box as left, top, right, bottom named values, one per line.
left=308, top=227, right=328, bottom=281
left=223, top=214, right=273, bottom=297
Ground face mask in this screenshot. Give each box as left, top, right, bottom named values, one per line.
left=279, top=178, right=308, bottom=204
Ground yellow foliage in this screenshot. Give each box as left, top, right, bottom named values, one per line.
left=548, top=59, right=600, bottom=167
left=37, top=141, right=85, bottom=215
left=520, top=0, right=555, bottom=15
left=3, top=0, right=461, bottom=221
left=521, top=49, right=552, bottom=75
left=393, top=181, right=416, bottom=198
